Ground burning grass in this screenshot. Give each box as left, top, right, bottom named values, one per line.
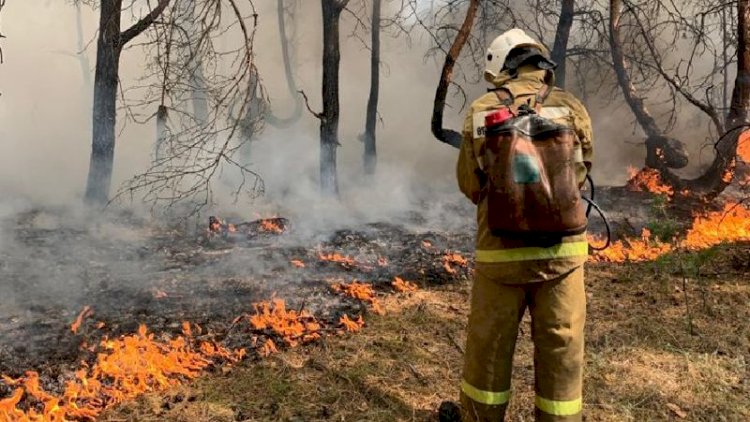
left=0, top=324, right=244, bottom=421
left=317, top=252, right=357, bottom=268
left=244, top=298, right=322, bottom=348
left=392, top=277, right=418, bottom=293
left=100, top=249, right=750, bottom=421
left=593, top=202, right=750, bottom=263
left=330, top=280, right=385, bottom=315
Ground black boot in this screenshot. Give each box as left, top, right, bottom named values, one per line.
left=438, top=401, right=462, bottom=422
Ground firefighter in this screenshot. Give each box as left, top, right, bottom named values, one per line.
left=441, top=28, right=593, bottom=422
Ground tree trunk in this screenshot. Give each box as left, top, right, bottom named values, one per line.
left=84, top=0, right=171, bottom=204
left=609, top=0, right=661, bottom=139
left=266, top=0, right=303, bottom=128
left=609, top=0, right=687, bottom=171
left=431, top=0, right=479, bottom=148
left=84, top=0, right=122, bottom=204
left=550, top=0, right=574, bottom=88
left=319, top=0, right=348, bottom=196
left=362, top=0, right=381, bottom=175
left=690, top=0, right=750, bottom=193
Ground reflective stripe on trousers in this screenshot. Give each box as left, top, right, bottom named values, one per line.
left=461, top=380, right=510, bottom=406
left=535, top=396, right=582, bottom=417
left=475, top=241, right=588, bottom=263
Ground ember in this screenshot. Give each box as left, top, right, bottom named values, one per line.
left=442, top=252, right=468, bottom=274
left=318, top=252, right=357, bottom=268
left=626, top=166, right=674, bottom=196
left=331, top=280, right=385, bottom=315
left=290, top=259, right=306, bottom=268
left=246, top=298, right=321, bottom=347
left=392, top=277, right=418, bottom=293
left=151, top=289, right=168, bottom=299
left=70, top=305, right=94, bottom=334
left=259, top=218, right=284, bottom=234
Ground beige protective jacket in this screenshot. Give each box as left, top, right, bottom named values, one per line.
left=457, top=66, right=594, bottom=283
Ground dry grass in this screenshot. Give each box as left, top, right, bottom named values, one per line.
left=103, top=244, right=750, bottom=422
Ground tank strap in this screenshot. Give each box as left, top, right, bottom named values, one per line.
left=535, top=84, right=551, bottom=105
left=492, top=88, right=514, bottom=106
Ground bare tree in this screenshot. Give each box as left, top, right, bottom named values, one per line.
left=84, top=0, right=172, bottom=204
left=301, top=0, right=351, bottom=196
left=430, top=0, right=480, bottom=148
left=362, top=0, right=381, bottom=175
left=610, top=0, right=750, bottom=194
left=111, top=0, right=265, bottom=213
left=265, top=0, right=303, bottom=129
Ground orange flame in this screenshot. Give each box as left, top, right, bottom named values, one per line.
left=442, top=253, right=468, bottom=274
left=290, top=259, right=305, bottom=268
left=682, top=203, right=750, bottom=249
left=247, top=298, right=321, bottom=347
left=259, top=219, right=283, bottom=234
left=626, top=166, right=674, bottom=196
left=392, top=277, right=418, bottom=293
left=590, top=228, right=672, bottom=263
left=0, top=325, right=244, bottom=421
left=339, top=315, right=365, bottom=332
left=591, top=203, right=750, bottom=263
left=318, top=252, right=357, bottom=267
left=70, top=306, right=94, bottom=334
left=331, top=281, right=385, bottom=315
left=259, top=339, right=278, bottom=357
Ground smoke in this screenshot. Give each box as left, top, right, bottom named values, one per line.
left=0, top=1, right=723, bottom=232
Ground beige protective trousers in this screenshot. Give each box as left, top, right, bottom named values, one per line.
left=460, top=266, right=585, bottom=422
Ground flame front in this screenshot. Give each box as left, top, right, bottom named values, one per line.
left=592, top=203, right=750, bottom=263
left=0, top=324, right=244, bottom=421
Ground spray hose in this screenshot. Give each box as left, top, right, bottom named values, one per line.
left=583, top=174, right=611, bottom=251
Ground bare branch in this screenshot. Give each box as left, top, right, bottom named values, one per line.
left=298, top=89, right=324, bottom=120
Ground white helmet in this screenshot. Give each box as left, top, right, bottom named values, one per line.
left=484, top=28, right=544, bottom=81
